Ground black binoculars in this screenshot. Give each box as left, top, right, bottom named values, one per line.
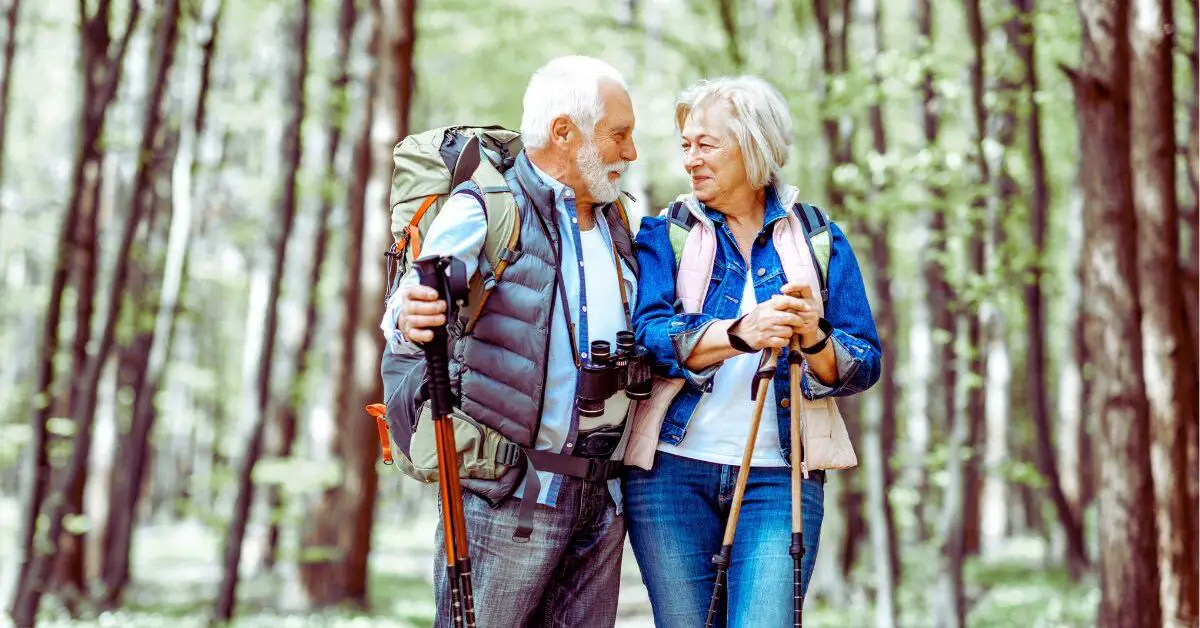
left=576, top=331, right=653, bottom=418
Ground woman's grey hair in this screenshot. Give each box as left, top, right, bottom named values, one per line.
left=520, top=56, right=629, bottom=150
left=675, top=75, right=793, bottom=189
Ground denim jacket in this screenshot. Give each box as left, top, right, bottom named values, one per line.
left=632, top=185, right=883, bottom=463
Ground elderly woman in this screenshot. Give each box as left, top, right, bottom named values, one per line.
left=624, top=76, right=882, bottom=626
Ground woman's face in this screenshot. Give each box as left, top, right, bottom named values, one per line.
left=679, top=102, right=751, bottom=208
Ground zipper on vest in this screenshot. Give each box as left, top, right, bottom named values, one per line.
left=532, top=205, right=561, bottom=441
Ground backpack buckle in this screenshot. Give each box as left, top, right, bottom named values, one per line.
left=498, top=247, right=522, bottom=265
left=584, top=459, right=621, bottom=483
left=496, top=442, right=521, bottom=467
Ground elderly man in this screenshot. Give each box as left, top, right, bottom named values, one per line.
left=381, top=56, right=640, bottom=627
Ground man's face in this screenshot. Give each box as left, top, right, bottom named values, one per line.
left=570, top=81, right=637, bottom=204
left=680, top=102, right=750, bottom=207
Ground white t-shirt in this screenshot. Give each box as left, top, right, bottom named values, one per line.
left=657, top=268, right=786, bottom=467
left=577, top=226, right=632, bottom=433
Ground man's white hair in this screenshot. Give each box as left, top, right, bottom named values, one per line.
left=675, top=75, right=793, bottom=189
left=520, top=56, right=629, bottom=150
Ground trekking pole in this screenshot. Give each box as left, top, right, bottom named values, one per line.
left=414, top=256, right=476, bottom=628
left=787, top=334, right=807, bottom=627
left=705, top=348, right=780, bottom=628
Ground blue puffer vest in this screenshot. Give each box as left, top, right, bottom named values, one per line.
left=382, top=151, right=638, bottom=503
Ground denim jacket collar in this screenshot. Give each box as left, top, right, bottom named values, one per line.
left=683, top=179, right=800, bottom=233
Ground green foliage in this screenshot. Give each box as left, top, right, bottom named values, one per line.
left=253, top=456, right=342, bottom=493
left=62, top=513, right=90, bottom=535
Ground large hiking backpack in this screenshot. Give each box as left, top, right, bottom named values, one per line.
left=385, top=125, right=525, bottom=317
left=374, top=125, right=528, bottom=483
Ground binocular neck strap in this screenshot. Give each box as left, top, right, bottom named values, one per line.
left=530, top=196, right=632, bottom=371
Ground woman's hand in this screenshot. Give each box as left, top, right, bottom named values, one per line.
left=780, top=283, right=822, bottom=346
left=730, top=288, right=812, bottom=350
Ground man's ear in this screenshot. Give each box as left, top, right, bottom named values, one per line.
left=549, top=115, right=573, bottom=147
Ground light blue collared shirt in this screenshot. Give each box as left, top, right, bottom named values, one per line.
left=380, top=160, right=637, bottom=511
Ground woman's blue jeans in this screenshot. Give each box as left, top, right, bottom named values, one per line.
left=624, top=451, right=826, bottom=628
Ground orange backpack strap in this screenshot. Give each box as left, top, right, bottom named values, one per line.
left=365, top=404, right=393, bottom=465
left=401, top=194, right=439, bottom=260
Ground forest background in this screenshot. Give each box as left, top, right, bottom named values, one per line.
left=0, top=0, right=1196, bottom=626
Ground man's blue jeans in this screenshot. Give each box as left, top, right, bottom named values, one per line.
left=624, top=451, right=825, bottom=628
left=433, top=475, right=624, bottom=628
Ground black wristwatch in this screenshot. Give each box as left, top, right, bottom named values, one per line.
left=801, top=318, right=834, bottom=355
left=727, top=315, right=756, bottom=353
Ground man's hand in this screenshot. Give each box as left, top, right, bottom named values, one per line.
left=397, top=284, right=447, bottom=344
left=780, top=283, right=822, bottom=346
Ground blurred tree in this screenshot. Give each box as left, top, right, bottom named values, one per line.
left=298, top=0, right=393, bottom=608
left=1068, top=0, right=1161, bottom=625
left=212, top=0, right=310, bottom=621
left=1129, top=0, right=1200, bottom=623
left=100, top=0, right=227, bottom=608
left=960, top=0, right=989, bottom=563
left=857, top=0, right=900, bottom=621
left=261, top=0, right=354, bottom=573
left=11, top=0, right=141, bottom=619
left=11, top=0, right=180, bottom=624
left=1013, top=0, right=1092, bottom=580
left=0, top=0, right=20, bottom=225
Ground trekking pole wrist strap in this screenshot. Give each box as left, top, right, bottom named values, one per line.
left=727, top=315, right=756, bottom=353
left=800, top=318, right=833, bottom=355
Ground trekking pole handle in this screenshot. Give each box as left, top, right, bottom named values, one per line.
left=414, top=256, right=463, bottom=419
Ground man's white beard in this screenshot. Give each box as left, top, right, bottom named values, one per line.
left=576, top=139, right=628, bottom=204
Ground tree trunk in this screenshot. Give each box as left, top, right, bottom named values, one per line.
left=1010, top=0, right=1093, bottom=579
left=717, top=0, right=742, bottom=68
left=861, top=254, right=899, bottom=624
left=99, top=0, right=225, bottom=608
left=1129, top=0, right=1199, bottom=623
left=813, top=0, right=854, bottom=207
left=0, top=0, right=22, bottom=215
left=299, top=0, right=385, bottom=606
left=911, top=0, right=948, bottom=546
left=1069, top=0, right=1161, bottom=624
left=961, top=0, right=990, bottom=560
left=814, top=0, right=865, bottom=584
left=211, top=0, right=310, bottom=621
left=916, top=0, right=953, bottom=463
left=979, top=4, right=1025, bottom=555
left=10, top=1, right=177, bottom=624
left=261, top=0, right=354, bottom=571
left=391, top=0, right=415, bottom=135
left=52, top=135, right=104, bottom=611
left=860, top=0, right=901, bottom=608
left=10, top=2, right=142, bottom=623
left=917, top=0, right=960, bottom=622
left=1183, top=0, right=1199, bottom=557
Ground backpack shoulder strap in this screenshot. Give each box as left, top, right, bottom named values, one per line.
left=665, top=200, right=695, bottom=269
left=460, top=159, right=520, bottom=334
left=607, top=196, right=639, bottom=275
left=469, top=158, right=521, bottom=279
left=792, top=202, right=832, bottom=303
